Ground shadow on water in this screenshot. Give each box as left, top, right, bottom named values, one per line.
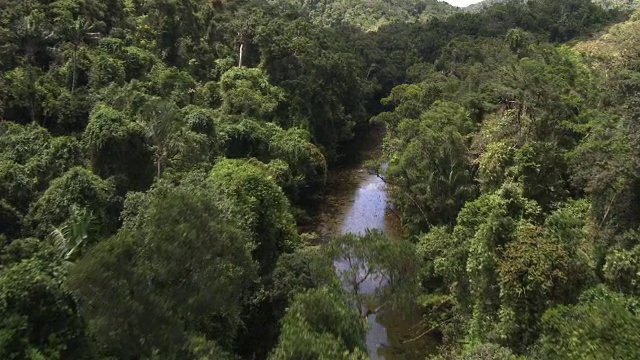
left=316, top=124, right=439, bottom=359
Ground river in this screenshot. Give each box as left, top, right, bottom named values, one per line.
left=316, top=125, right=438, bottom=359
left=336, top=171, right=391, bottom=360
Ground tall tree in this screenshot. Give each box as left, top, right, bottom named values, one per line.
left=68, top=179, right=258, bottom=359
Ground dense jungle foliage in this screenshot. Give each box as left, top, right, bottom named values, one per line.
left=1, top=0, right=640, bottom=359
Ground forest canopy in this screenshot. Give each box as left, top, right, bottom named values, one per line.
left=1, top=0, right=640, bottom=359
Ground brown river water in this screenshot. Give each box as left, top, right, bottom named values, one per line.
left=314, top=125, right=438, bottom=359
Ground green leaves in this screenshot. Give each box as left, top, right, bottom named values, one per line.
left=384, top=100, right=477, bottom=229
left=269, top=288, right=367, bottom=360
left=539, top=285, right=640, bottom=360
left=49, top=206, right=93, bottom=262
left=220, top=67, right=284, bottom=119
left=209, top=158, right=298, bottom=274
left=0, top=254, right=91, bottom=360
left=25, top=167, right=119, bottom=239
left=68, top=179, right=258, bottom=358
left=84, top=103, right=154, bottom=190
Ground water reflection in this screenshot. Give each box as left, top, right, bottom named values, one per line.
left=335, top=173, right=390, bottom=360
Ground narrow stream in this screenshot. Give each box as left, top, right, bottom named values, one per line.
left=329, top=170, right=437, bottom=360
left=316, top=125, right=437, bottom=359
left=335, top=172, right=390, bottom=360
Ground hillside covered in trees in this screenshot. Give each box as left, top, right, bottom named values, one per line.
left=1, top=0, right=640, bottom=359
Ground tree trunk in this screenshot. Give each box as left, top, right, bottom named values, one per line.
left=156, top=145, right=163, bottom=178
left=27, top=66, right=37, bottom=124
left=30, top=97, right=36, bottom=124
left=72, top=46, right=77, bottom=92
left=156, top=155, right=162, bottom=178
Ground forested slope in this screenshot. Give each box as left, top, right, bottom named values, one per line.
left=273, top=0, right=456, bottom=31
left=0, top=0, right=638, bottom=359
left=0, top=0, right=377, bottom=358
left=377, top=2, right=640, bottom=359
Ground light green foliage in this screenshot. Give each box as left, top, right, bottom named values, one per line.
left=172, top=105, right=224, bottom=172
left=497, top=221, right=576, bottom=349
left=511, top=141, right=569, bottom=211
left=269, top=288, right=367, bottom=360
left=270, top=127, right=328, bottom=194
left=417, top=226, right=462, bottom=292
left=592, top=0, right=640, bottom=10
left=567, top=110, right=640, bottom=231
left=68, top=180, right=257, bottom=359
left=0, top=122, right=83, bottom=217
left=145, top=65, right=197, bottom=107
left=49, top=206, right=94, bottom=262
left=222, top=119, right=327, bottom=198
left=84, top=103, right=154, bottom=191
left=88, top=52, right=125, bottom=88
left=209, top=158, right=298, bottom=274
left=539, top=285, right=640, bottom=359
left=278, top=0, right=456, bottom=31
left=432, top=342, right=526, bottom=360
left=32, top=136, right=84, bottom=188
left=220, top=66, right=284, bottom=118
left=603, top=231, right=640, bottom=295
left=0, top=237, right=58, bottom=270
left=476, top=141, right=514, bottom=192
left=419, top=189, right=593, bottom=350
left=418, top=185, right=540, bottom=344
left=381, top=14, right=629, bottom=354
left=187, top=335, right=240, bottom=360
left=140, top=97, right=182, bottom=178
left=26, top=167, right=119, bottom=238
left=374, top=81, right=444, bottom=128
left=0, top=119, right=50, bottom=165
left=332, top=230, right=419, bottom=304
left=461, top=187, right=532, bottom=343
left=122, top=45, right=158, bottom=80
left=384, top=100, right=477, bottom=229
left=0, top=66, right=41, bottom=123
left=0, top=122, right=49, bottom=212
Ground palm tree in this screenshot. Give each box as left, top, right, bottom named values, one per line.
left=59, top=17, right=99, bottom=92
left=7, top=13, right=55, bottom=65
left=141, top=98, right=183, bottom=178
left=49, top=207, right=93, bottom=262
left=1, top=13, right=55, bottom=123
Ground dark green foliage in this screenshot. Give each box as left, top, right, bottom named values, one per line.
left=0, top=238, right=58, bottom=269
left=271, top=246, right=336, bottom=301
left=0, top=0, right=635, bottom=358
left=254, top=17, right=373, bottom=160
left=0, top=240, right=92, bottom=360
left=68, top=180, right=258, bottom=359
left=0, top=122, right=84, bottom=216
left=0, top=201, right=22, bottom=239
